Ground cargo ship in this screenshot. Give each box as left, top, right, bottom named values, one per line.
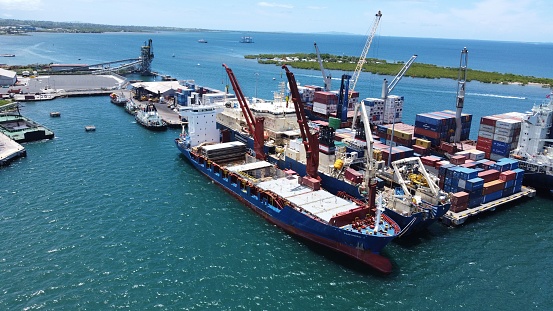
left=210, top=69, right=450, bottom=236
left=174, top=103, right=400, bottom=274
left=510, top=93, right=553, bottom=193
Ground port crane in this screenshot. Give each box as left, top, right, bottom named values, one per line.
left=314, top=42, right=332, bottom=92
left=282, top=65, right=320, bottom=180
left=453, top=47, right=468, bottom=145
left=350, top=10, right=382, bottom=94
left=222, top=64, right=266, bottom=160
left=349, top=10, right=382, bottom=129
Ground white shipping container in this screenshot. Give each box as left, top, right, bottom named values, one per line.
left=469, top=150, right=486, bottom=161
left=313, top=102, right=328, bottom=114
left=494, top=126, right=516, bottom=136
left=495, top=118, right=521, bottom=130
left=480, top=124, right=495, bottom=132
left=493, top=134, right=514, bottom=143
left=458, top=179, right=466, bottom=190
left=478, top=129, right=494, bottom=140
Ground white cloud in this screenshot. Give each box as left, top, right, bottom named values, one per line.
left=257, top=2, right=293, bottom=9
left=0, top=0, right=41, bottom=10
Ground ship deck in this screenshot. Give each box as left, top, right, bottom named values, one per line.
left=255, top=174, right=359, bottom=222
left=441, top=186, right=536, bottom=226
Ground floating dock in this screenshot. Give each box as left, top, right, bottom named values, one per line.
left=0, top=132, right=26, bottom=166
left=440, top=186, right=536, bottom=226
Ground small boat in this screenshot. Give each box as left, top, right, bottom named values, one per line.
left=50, top=111, right=61, bottom=117
left=85, top=125, right=96, bottom=131
left=0, top=54, right=15, bottom=57
left=198, top=39, right=208, bottom=43
left=135, top=103, right=167, bottom=131
left=240, top=36, right=254, bottom=43
left=109, top=92, right=128, bottom=106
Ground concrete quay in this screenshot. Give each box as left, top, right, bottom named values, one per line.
left=0, top=132, right=26, bottom=166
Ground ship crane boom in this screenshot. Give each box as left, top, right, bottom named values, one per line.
left=314, top=42, right=332, bottom=92
left=222, top=63, right=266, bottom=160
left=454, top=47, right=469, bottom=145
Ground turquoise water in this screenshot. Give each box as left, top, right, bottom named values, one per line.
left=1, top=32, right=552, bottom=310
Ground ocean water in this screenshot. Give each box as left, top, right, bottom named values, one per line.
left=1, top=31, right=552, bottom=310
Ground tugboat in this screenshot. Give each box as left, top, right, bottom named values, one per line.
left=109, top=92, right=128, bottom=106
left=135, top=103, right=167, bottom=131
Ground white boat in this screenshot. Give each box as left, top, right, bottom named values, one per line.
left=135, top=103, right=167, bottom=131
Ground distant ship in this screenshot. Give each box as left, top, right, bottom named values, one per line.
left=198, top=39, right=208, bottom=44
left=240, top=36, right=254, bottom=43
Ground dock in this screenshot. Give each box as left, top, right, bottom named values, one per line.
left=440, top=186, right=537, bottom=226
left=0, top=132, right=26, bottom=166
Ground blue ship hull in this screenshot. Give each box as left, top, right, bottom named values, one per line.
left=175, top=138, right=399, bottom=274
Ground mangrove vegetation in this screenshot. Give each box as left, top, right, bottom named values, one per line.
left=245, top=53, right=553, bottom=87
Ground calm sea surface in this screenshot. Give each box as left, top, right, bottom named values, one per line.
left=1, top=31, right=552, bottom=310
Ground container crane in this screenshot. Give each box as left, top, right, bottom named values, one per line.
left=282, top=65, right=320, bottom=180
left=359, top=102, right=377, bottom=210
left=454, top=47, right=468, bottom=145
left=222, top=63, right=266, bottom=160
left=314, top=42, right=332, bottom=91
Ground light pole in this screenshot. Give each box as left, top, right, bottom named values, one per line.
left=255, top=72, right=259, bottom=99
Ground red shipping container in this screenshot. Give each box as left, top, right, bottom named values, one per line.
left=478, top=136, right=493, bottom=146
left=478, top=169, right=500, bottom=183
left=301, top=176, right=321, bottom=190
left=451, top=202, right=469, bottom=213
left=344, top=168, right=363, bottom=184
left=412, top=144, right=429, bottom=156
left=499, top=170, right=516, bottom=181
left=440, top=141, right=456, bottom=154
left=451, top=191, right=469, bottom=205
left=414, top=127, right=440, bottom=139
left=450, top=155, right=466, bottom=165
left=481, top=116, right=499, bottom=126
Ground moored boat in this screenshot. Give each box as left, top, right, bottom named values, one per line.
left=109, top=92, right=129, bottom=106
left=135, top=103, right=167, bottom=131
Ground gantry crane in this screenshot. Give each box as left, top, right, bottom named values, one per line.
left=222, top=63, right=266, bottom=160
left=454, top=47, right=468, bottom=145
left=282, top=65, right=320, bottom=180
left=314, top=42, right=332, bottom=92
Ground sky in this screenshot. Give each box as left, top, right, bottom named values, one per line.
left=1, top=0, right=552, bottom=43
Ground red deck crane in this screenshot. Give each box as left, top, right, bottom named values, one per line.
left=222, top=64, right=266, bottom=160
left=282, top=65, right=320, bottom=180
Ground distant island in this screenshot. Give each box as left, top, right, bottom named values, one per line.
left=0, top=18, right=213, bottom=34
left=245, top=53, right=553, bottom=87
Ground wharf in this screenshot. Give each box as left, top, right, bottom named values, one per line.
left=1, top=74, right=126, bottom=101
left=440, top=186, right=537, bottom=226
left=0, top=132, right=26, bottom=166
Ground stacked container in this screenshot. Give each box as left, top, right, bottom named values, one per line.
left=361, top=95, right=404, bottom=125
left=435, top=155, right=524, bottom=212
left=414, top=110, right=472, bottom=147
left=476, top=113, right=523, bottom=160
